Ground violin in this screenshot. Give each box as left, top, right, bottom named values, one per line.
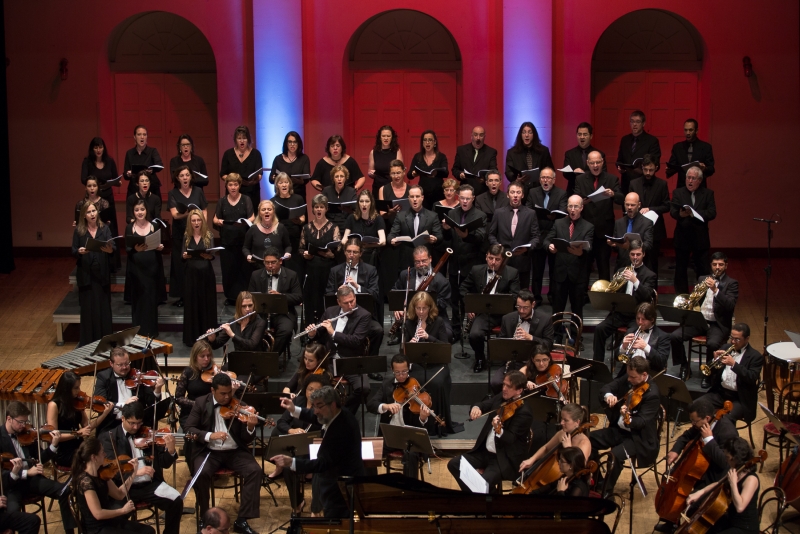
left=124, top=369, right=161, bottom=389
left=97, top=454, right=134, bottom=481
left=219, top=399, right=275, bottom=426
left=12, top=423, right=40, bottom=446
left=201, top=365, right=237, bottom=384
left=0, top=452, right=38, bottom=470
left=37, top=424, right=78, bottom=443
left=392, top=377, right=445, bottom=427
left=622, top=369, right=665, bottom=425
left=534, top=364, right=567, bottom=399
left=655, top=401, right=733, bottom=523
left=492, top=398, right=523, bottom=435
left=74, top=391, right=110, bottom=414
left=131, top=427, right=198, bottom=449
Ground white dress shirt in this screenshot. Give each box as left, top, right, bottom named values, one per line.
left=721, top=346, right=746, bottom=391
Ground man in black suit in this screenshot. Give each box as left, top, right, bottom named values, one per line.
left=442, top=184, right=487, bottom=335
left=94, top=347, right=167, bottom=434
left=488, top=181, right=540, bottom=291
left=490, top=289, right=555, bottom=392
left=669, top=252, right=739, bottom=383
left=615, top=303, right=670, bottom=375
left=575, top=151, right=623, bottom=282
left=325, top=238, right=384, bottom=357
left=670, top=167, right=717, bottom=295
left=697, top=323, right=763, bottom=424
left=388, top=185, right=443, bottom=271
left=447, top=371, right=533, bottom=493
left=461, top=244, right=521, bottom=373
left=100, top=402, right=183, bottom=534
left=609, top=192, right=654, bottom=269
left=629, top=154, right=670, bottom=275
left=124, top=125, right=164, bottom=197
left=474, top=170, right=508, bottom=222
left=562, top=122, right=606, bottom=196
left=592, top=241, right=656, bottom=363
left=272, top=386, right=366, bottom=518
left=248, top=246, right=303, bottom=357
left=666, top=118, right=715, bottom=189
left=526, top=167, right=568, bottom=305
left=590, top=356, right=661, bottom=498
left=305, top=285, right=376, bottom=413
left=1, top=401, right=74, bottom=534
left=451, top=126, right=498, bottom=196
left=185, top=374, right=262, bottom=534
left=615, top=110, right=661, bottom=193
left=544, top=195, right=594, bottom=322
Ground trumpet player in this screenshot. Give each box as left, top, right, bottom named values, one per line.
left=591, top=241, right=656, bottom=363
left=615, top=303, right=669, bottom=376
left=696, top=323, right=763, bottom=425
left=668, top=252, right=739, bottom=384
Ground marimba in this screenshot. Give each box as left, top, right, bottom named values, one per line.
left=40, top=335, right=173, bottom=375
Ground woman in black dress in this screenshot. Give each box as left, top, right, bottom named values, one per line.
left=505, top=121, right=554, bottom=199
left=321, top=165, right=358, bottom=234
left=214, top=173, right=254, bottom=306
left=169, top=134, right=209, bottom=189
left=81, top=137, right=121, bottom=270
left=368, top=125, right=403, bottom=199
left=270, top=172, right=306, bottom=278
left=72, top=203, right=115, bottom=346
left=377, top=159, right=409, bottom=300
left=243, top=199, right=292, bottom=270
left=407, top=130, right=449, bottom=210
left=529, top=446, right=590, bottom=497
left=46, top=372, right=114, bottom=470
left=281, top=342, right=332, bottom=398
left=168, top=165, right=209, bottom=307
left=125, top=173, right=162, bottom=224
left=181, top=209, right=217, bottom=346
left=269, top=131, right=311, bottom=198
left=342, top=190, right=385, bottom=267
left=125, top=199, right=165, bottom=337
left=433, top=178, right=460, bottom=266
left=220, top=125, right=264, bottom=208
left=74, top=177, right=109, bottom=226
left=205, top=291, right=266, bottom=353
left=300, top=194, right=341, bottom=325
left=309, top=135, right=364, bottom=192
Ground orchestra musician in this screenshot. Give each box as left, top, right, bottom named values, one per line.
left=696, top=323, right=763, bottom=425
left=527, top=446, right=591, bottom=497
left=474, top=170, right=508, bottom=222
left=518, top=344, right=565, bottom=399
left=591, top=240, right=656, bottom=363
left=185, top=373, right=263, bottom=534
left=271, top=386, right=367, bottom=518
left=388, top=184, right=443, bottom=272
left=451, top=126, right=498, bottom=196
left=205, top=291, right=268, bottom=352
left=490, top=291, right=554, bottom=391
left=589, top=356, right=660, bottom=498
left=99, top=402, right=183, bottom=534
left=461, top=244, right=521, bottom=374
left=0, top=493, right=40, bottom=534
left=615, top=110, right=661, bottom=194
left=525, top=167, right=567, bottom=305
left=614, top=303, right=670, bottom=376
left=609, top=192, right=653, bottom=268
left=248, top=246, right=303, bottom=357
left=94, top=347, right=166, bottom=434
left=629, top=154, right=670, bottom=275
left=666, top=118, right=715, bottom=189
left=447, top=371, right=533, bottom=493
left=1, top=401, right=75, bottom=533
left=282, top=342, right=332, bottom=398
left=519, top=403, right=592, bottom=472
left=199, top=508, right=231, bottom=534
left=668, top=252, right=738, bottom=383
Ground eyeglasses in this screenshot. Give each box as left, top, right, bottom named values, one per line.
left=392, top=370, right=409, bottom=376
left=12, top=418, right=28, bottom=426
left=179, top=143, right=192, bottom=147
left=515, top=305, right=532, bottom=311
left=287, top=140, right=298, bottom=145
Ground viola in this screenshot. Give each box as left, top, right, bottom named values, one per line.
left=534, top=364, right=567, bottom=399
left=492, top=398, right=523, bottom=435
left=98, top=454, right=134, bottom=481
left=219, top=398, right=275, bottom=427
left=12, top=423, right=40, bottom=446
left=74, top=391, right=110, bottom=414
left=124, top=369, right=160, bottom=389
left=201, top=364, right=237, bottom=384
left=37, top=424, right=78, bottom=443
left=392, top=377, right=445, bottom=427
left=0, top=452, right=38, bottom=470
left=622, top=369, right=665, bottom=425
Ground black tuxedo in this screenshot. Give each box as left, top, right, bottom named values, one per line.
left=669, top=416, right=737, bottom=490
left=544, top=216, right=594, bottom=321
left=94, top=367, right=164, bottom=434
left=326, top=261, right=381, bottom=322
left=393, top=270, right=452, bottom=324
left=475, top=191, right=509, bottom=222
left=667, top=138, right=715, bottom=188
left=616, top=131, right=661, bottom=192
left=294, top=406, right=366, bottom=517
left=388, top=208, right=444, bottom=271
left=367, top=375, right=436, bottom=432
left=488, top=205, right=540, bottom=289
left=629, top=176, right=670, bottom=275
left=444, top=206, right=488, bottom=327
left=448, top=393, right=533, bottom=492
left=670, top=186, right=717, bottom=294
left=526, top=186, right=568, bottom=303
left=575, top=171, right=623, bottom=281
left=451, top=143, right=498, bottom=195
left=563, top=145, right=606, bottom=195
left=490, top=309, right=555, bottom=393
left=247, top=266, right=301, bottom=356
left=504, top=146, right=554, bottom=198
left=612, top=213, right=654, bottom=268
left=614, top=325, right=670, bottom=375
left=700, top=344, right=764, bottom=423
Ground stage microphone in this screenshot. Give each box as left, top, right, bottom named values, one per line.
left=753, top=217, right=780, bottom=224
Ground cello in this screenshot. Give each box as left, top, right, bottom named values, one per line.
left=775, top=443, right=800, bottom=511
left=654, top=400, right=733, bottom=523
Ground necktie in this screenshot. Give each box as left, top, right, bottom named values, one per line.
left=687, top=142, right=694, bottom=163
left=581, top=149, right=587, bottom=169
left=474, top=149, right=478, bottom=162
left=631, top=137, right=637, bottom=154
left=511, top=209, right=518, bottom=237
left=461, top=211, right=466, bottom=225
left=413, top=212, right=419, bottom=236
left=492, top=196, right=496, bottom=210
left=691, top=192, right=696, bottom=206
left=525, top=150, right=533, bottom=170
left=543, top=192, right=550, bottom=209
left=627, top=218, right=633, bottom=234
left=569, top=220, right=574, bottom=239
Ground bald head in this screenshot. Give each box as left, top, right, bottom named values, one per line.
left=587, top=151, right=604, bottom=176
left=471, top=126, right=486, bottom=149
left=624, top=192, right=641, bottom=218
left=566, top=195, right=583, bottom=221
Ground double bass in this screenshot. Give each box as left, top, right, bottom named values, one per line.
left=654, top=401, right=733, bottom=523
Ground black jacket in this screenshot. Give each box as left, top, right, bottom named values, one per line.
left=488, top=205, right=541, bottom=272
left=468, top=394, right=533, bottom=480
left=670, top=415, right=737, bottom=485
left=504, top=146, right=554, bottom=196
left=100, top=424, right=176, bottom=484
left=388, top=208, right=444, bottom=270
left=366, top=374, right=437, bottom=432
left=393, top=270, right=452, bottom=319
left=543, top=217, right=594, bottom=283
left=402, top=315, right=450, bottom=344
left=629, top=176, right=670, bottom=241
left=667, top=138, right=715, bottom=188
left=459, top=264, right=521, bottom=299
left=325, top=261, right=380, bottom=302
left=451, top=143, right=498, bottom=196
left=309, top=305, right=372, bottom=358
left=248, top=266, right=303, bottom=326
left=697, top=273, right=739, bottom=332
left=617, top=131, right=661, bottom=185
left=442, top=206, right=487, bottom=276
left=185, top=392, right=256, bottom=458
left=575, top=172, right=624, bottom=237
left=93, top=367, right=162, bottom=433
left=0, top=426, right=56, bottom=468
left=599, top=374, right=661, bottom=467
left=612, top=213, right=654, bottom=268
left=616, top=324, right=670, bottom=374
left=608, top=263, right=657, bottom=305
left=708, top=344, right=764, bottom=423
left=474, top=191, right=509, bottom=223
left=670, top=187, right=716, bottom=251
left=499, top=309, right=555, bottom=351
left=526, top=186, right=568, bottom=244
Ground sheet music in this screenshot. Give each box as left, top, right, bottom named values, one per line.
left=460, top=456, right=489, bottom=493
left=309, top=441, right=374, bottom=460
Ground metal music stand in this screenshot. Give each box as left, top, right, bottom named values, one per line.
left=250, top=292, right=289, bottom=315
left=93, top=326, right=140, bottom=355
left=388, top=290, right=438, bottom=311
left=653, top=373, right=693, bottom=451
left=526, top=395, right=561, bottom=438
left=566, top=356, right=613, bottom=415
left=228, top=351, right=280, bottom=390
left=760, top=402, right=799, bottom=482
left=404, top=343, right=451, bottom=383
left=488, top=338, right=536, bottom=394
left=658, top=306, right=709, bottom=368
left=380, top=424, right=435, bottom=481
left=324, top=294, right=376, bottom=318
left=332, top=356, right=387, bottom=434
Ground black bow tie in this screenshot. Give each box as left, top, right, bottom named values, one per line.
left=125, top=432, right=135, bottom=440
left=115, top=375, right=127, bottom=381
left=519, top=318, right=530, bottom=324
left=487, top=270, right=495, bottom=277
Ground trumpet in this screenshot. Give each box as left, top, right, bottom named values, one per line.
left=700, top=344, right=735, bottom=376
left=293, top=308, right=358, bottom=339
left=617, top=327, right=642, bottom=363
left=197, top=311, right=256, bottom=340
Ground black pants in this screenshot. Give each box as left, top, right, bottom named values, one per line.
left=270, top=314, right=295, bottom=356
left=193, top=448, right=263, bottom=519
left=6, top=475, right=74, bottom=530
left=669, top=321, right=729, bottom=366
left=468, top=314, right=501, bottom=362
left=447, top=449, right=506, bottom=494
left=698, top=389, right=747, bottom=423
left=449, top=273, right=464, bottom=328
left=90, top=520, right=154, bottom=534
left=674, top=247, right=710, bottom=295
left=592, top=312, right=635, bottom=362
left=589, top=237, right=612, bottom=282
left=367, top=320, right=384, bottom=356
left=531, top=247, right=556, bottom=305
left=552, top=278, right=587, bottom=322
left=0, top=509, right=40, bottom=534
left=129, top=481, right=183, bottom=534
left=644, top=239, right=661, bottom=277
left=589, top=426, right=638, bottom=493
left=219, top=246, right=249, bottom=301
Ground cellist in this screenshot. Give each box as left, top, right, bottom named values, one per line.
left=653, top=399, right=737, bottom=533
left=519, top=403, right=591, bottom=473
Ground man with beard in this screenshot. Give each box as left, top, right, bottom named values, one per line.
left=629, top=154, right=670, bottom=275
left=666, top=118, right=715, bottom=189
left=475, top=170, right=509, bottom=222
left=526, top=167, right=567, bottom=305
left=562, top=122, right=606, bottom=196
left=616, top=110, right=661, bottom=193
left=452, top=126, right=498, bottom=196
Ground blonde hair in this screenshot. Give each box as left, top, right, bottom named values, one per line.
left=274, top=172, right=292, bottom=192
left=255, top=200, right=280, bottom=230
left=442, top=178, right=458, bottom=191
left=407, top=291, right=438, bottom=322
left=183, top=209, right=213, bottom=248
left=235, top=291, right=254, bottom=320
left=189, top=340, right=214, bottom=380
left=330, top=165, right=350, bottom=183
left=224, top=172, right=242, bottom=186
left=76, top=201, right=105, bottom=236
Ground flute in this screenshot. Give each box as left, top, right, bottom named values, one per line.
left=196, top=311, right=257, bottom=340
left=293, top=308, right=358, bottom=339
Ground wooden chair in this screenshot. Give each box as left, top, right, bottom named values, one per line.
left=21, top=496, right=48, bottom=534
left=758, top=486, right=786, bottom=534
left=762, top=381, right=800, bottom=471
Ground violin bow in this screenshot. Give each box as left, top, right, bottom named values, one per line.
left=400, top=267, right=411, bottom=345
left=224, top=373, right=254, bottom=436
left=108, top=431, right=132, bottom=503
left=89, top=360, right=100, bottom=424
left=398, top=367, right=445, bottom=409
left=312, top=351, right=332, bottom=374
left=34, top=408, right=42, bottom=466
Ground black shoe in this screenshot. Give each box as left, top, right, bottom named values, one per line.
left=679, top=366, right=692, bottom=381
left=224, top=298, right=236, bottom=306
left=368, top=373, right=384, bottom=381
left=172, top=299, right=184, bottom=308
left=233, top=519, right=257, bottom=534
left=653, top=520, right=677, bottom=533
left=473, top=360, right=485, bottom=373
left=387, top=334, right=400, bottom=346
left=701, top=377, right=711, bottom=388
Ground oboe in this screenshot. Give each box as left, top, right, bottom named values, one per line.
left=411, top=319, right=424, bottom=342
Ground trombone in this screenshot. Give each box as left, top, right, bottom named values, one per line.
left=700, top=344, right=735, bottom=376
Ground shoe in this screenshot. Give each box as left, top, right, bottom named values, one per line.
left=368, top=373, right=384, bottom=381
left=233, top=519, right=257, bottom=534
left=653, top=520, right=676, bottom=533
left=387, top=334, right=400, bottom=346
left=293, top=499, right=305, bottom=517
left=473, top=360, right=485, bottom=373
left=701, top=377, right=711, bottom=389
left=679, top=366, right=692, bottom=381
left=224, top=298, right=236, bottom=306
left=172, top=299, right=184, bottom=308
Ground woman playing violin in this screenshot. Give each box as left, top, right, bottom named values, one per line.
left=282, top=342, right=331, bottom=398
left=528, top=447, right=591, bottom=497
left=519, top=403, right=591, bottom=476
left=47, top=371, right=114, bottom=468
left=71, top=436, right=153, bottom=534
left=205, top=291, right=267, bottom=352
left=519, top=344, right=567, bottom=399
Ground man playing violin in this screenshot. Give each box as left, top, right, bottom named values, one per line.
left=94, top=347, right=167, bottom=433
left=1, top=401, right=75, bottom=534
left=447, top=371, right=533, bottom=493
left=367, top=354, right=434, bottom=431
left=590, top=356, right=660, bottom=498
left=99, top=402, right=183, bottom=534
left=185, top=373, right=263, bottom=534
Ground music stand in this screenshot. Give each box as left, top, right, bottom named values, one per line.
left=463, top=294, right=516, bottom=317
left=526, top=396, right=561, bottom=439
left=324, top=294, right=376, bottom=318
left=93, top=326, right=140, bottom=355
left=404, top=343, right=451, bottom=382
left=238, top=392, right=285, bottom=505
left=380, top=424, right=435, bottom=481
left=388, top=290, right=438, bottom=311
left=249, top=292, right=289, bottom=315
left=488, top=338, right=536, bottom=394
left=653, top=373, right=693, bottom=451
left=658, top=306, right=709, bottom=369
left=332, top=356, right=387, bottom=434
left=266, top=432, right=316, bottom=460
left=228, top=351, right=280, bottom=389
left=566, top=356, right=613, bottom=415
left=588, top=291, right=639, bottom=315
left=760, top=402, right=799, bottom=481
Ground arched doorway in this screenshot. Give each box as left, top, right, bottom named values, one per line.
left=346, top=10, right=462, bottom=191
left=109, top=11, right=219, bottom=200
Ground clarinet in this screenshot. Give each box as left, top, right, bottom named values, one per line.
left=387, top=248, right=453, bottom=337
left=411, top=319, right=424, bottom=342
left=463, top=251, right=513, bottom=336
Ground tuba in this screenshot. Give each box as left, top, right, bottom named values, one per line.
left=591, top=265, right=633, bottom=293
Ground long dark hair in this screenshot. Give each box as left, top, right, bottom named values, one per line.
left=418, top=130, right=439, bottom=154
left=53, top=371, right=80, bottom=420
left=71, top=436, right=103, bottom=493
left=512, top=122, right=546, bottom=154
left=558, top=446, right=587, bottom=478
left=86, top=137, right=109, bottom=166
left=283, top=131, right=304, bottom=156
left=373, top=125, right=399, bottom=152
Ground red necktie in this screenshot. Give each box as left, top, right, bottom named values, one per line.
left=569, top=221, right=574, bottom=239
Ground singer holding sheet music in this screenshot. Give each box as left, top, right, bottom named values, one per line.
left=243, top=199, right=292, bottom=272
left=321, top=165, right=358, bottom=233
left=342, top=190, right=386, bottom=267
left=168, top=165, right=208, bottom=308
left=526, top=168, right=568, bottom=306
left=407, top=130, right=449, bottom=210
left=300, top=194, right=341, bottom=325
left=125, top=199, right=165, bottom=337
left=72, top=202, right=115, bottom=346
left=125, top=172, right=162, bottom=224
left=666, top=119, right=715, bottom=189
left=505, top=122, right=554, bottom=199
left=124, top=125, right=164, bottom=198
left=310, top=135, right=364, bottom=192
left=268, top=131, right=311, bottom=197
left=487, top=181, right=540, bottom=292
left=615, top=110, right=661, bottom=194
left=169, top=134, right=209, bottom=189
left=214, top=173, right=254, bottom=305
left=270, top=173, right=306, bottom=277
left=220, top=125, right=263, bottom=208
left=451, top=126, right=498, bottom=196
left=368, top=125, right=403, bottom=199
left=75, top=177, right=109, bottom=227
left=82, top=137, right=121, bottom=270
left=182, top=209, right=217, bottom=346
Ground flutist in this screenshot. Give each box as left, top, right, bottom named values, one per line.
left=615, top=303, right=669, bottom=376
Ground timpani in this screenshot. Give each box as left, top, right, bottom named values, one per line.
left=765, top=341, right=800, bottom=411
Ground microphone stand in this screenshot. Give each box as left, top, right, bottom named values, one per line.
left=753, top=216, right=779, bottom=353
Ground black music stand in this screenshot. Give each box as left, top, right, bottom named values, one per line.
left=240, top=392, right=284, bottom=505
left=566, top=356, right=613, bottom=415
left=488, top=338, right=536, bottom=394
left=463, top=294, right=516, bottom=317
left=93, top=326, right=140, bottom=355
left=760, top=402, right=799, bottom=482
left=388, top=290, right=438, bottom=311
left=333, top=356, right=387, bottom=434
left=228, top=351, right=280, bottom=389
left=526, top=395, right=561, bottom=439
left=250, top=292, right=289, bottom=316
left=324, top=294, right=376, bottom=318
left=653, top=373, right=693, bottom=451
left=266, top=432, right=316, bottom=460
left=380, top=424, right=434, bottom=480
left=588, top=291, right=638, bottom=369
left=404, top=343, right=451, bottom=382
